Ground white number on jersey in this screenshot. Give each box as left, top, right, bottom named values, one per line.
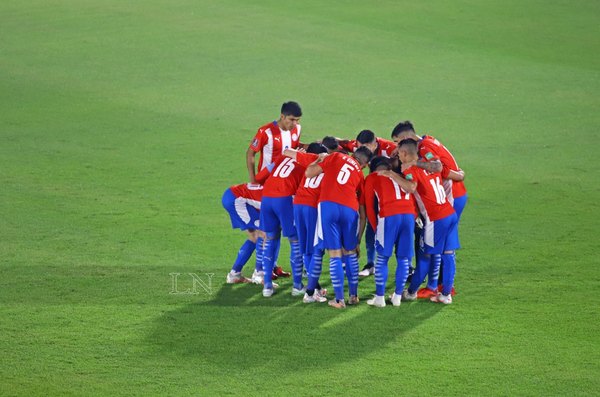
left=390, top=179, right=410, bottom=200
left=429, top=176, right=447, bottom=204
left=337, top=164, right=353, bottom=185
left=304, top=173, right=324, bottom=188
left=273, top=158, right=295, bottom=178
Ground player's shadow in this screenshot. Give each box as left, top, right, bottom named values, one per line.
left=147, top=278, right=444, bottom=373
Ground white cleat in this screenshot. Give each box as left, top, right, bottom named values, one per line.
left=358, top=265, right=375, bottom=277
left=402, top=289, right=417, bottom=301
left=226, top=271, right=251, bottom=284
left=292, top=286, right=306, bottom=297
left=251, top=270, right=264, bottom=285
left=367, top=295, right=386, bottom=307
left=390, top=292, right=402, bottom=307
left=262, top=288, right=275, bottom=298
left=303, top=291, right=327, bottom=303
left=430, top=292, right=453, bottom=305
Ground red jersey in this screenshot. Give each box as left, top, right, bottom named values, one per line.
left=229, top=183, right=263, bottom=210
left=262, top=157, right=305, bottom=198
left=318, top=152, right=365, bottom=211
left=293, top=152, right=322, bottom=208
left=340, top=137, right=397, bottom=157
left=364, top=173, right=417, bottom=230
left=418, top=135, right=467, bottom=199
left=403, top=166, right=455, bottom=222
left=250, top=121, right=302, bottom=171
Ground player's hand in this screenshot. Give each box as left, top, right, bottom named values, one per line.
left=316, top=153, right=328, bottom=162
left=376, top=170, right=391, bottom=177
left=297, top=147, right=306, bottom=153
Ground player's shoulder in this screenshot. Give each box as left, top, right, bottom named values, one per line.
left=257, top=120, right=278, bottom=134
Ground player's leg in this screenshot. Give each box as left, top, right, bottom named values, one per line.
left=252, top=231, right=265, bottom=284
left=279, top=197, right=304, bottom=293
left=368, top=216, right=390, bottom=307
left=391, top=214, right=415, bottom=305
left=222, top=189, right=256, bottom=283
left=294, top=204, right=312, bottom=279
left=340, top=206, right=360, bottom=305
left=404, top=223, right=431, bottom=300
left=319, top=202, right=346, bottom=308
left=432, top=213, right=460, bottom=304
left=359, top=223, right=376, bottom=277
left=259, top=197, right=281, bottom=296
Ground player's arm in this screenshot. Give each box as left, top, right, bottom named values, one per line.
left=378, top=169, right=416, bottom=193
left=446, top=169, right=465, bottom=181
left=246, top=147, right=258, bottom=183
left=283, top=148, right=298, bottom=160
left=416, top=159, right=442, bottom=173
left=305, top=153, right=327, bottom=178
left=363, top=177, right=378, bottom=231
left=357, top=204, right=367, bottom=257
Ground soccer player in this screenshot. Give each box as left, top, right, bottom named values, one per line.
left=247, top=101, right=303, bottom=278
left=221, top=182, right=264, bottom=284
left=392, top=121, right=466, bottom=296
left=284, top=144, right=329, bottom=303
left=305, top=146, right=373, bottom=308
left=393, top=139, right=460, bottom=304
left=363, top=156, right=417, bottom=307
left=259, top=154, right=307, bottom=298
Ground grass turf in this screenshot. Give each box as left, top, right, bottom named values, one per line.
left=1, top=0, right=599, bottom=395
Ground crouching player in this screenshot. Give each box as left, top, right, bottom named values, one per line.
left=363, top=157, right=417, bottom=307
left=221, top=182, right=264, bottom=284
left=394, top=139, right=460, bottom=304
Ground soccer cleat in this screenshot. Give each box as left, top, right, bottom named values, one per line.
left=251, top=270, right=264, bottom=285
left=437, top=285, right=457, bottom=296
left=262, top=288, right=275, bottom=298
left=226, top=272, right=251, bottom=284
left=348, top=295, right=360, bottom=305
left=291, top=286, right=306, bottom=297
left=417, top=287, right=438, bottom=299
left=273, top=266, right=291, bottom=278
left=390, top=292, right=402, bottom=307
left=328, top=299, right=346, bottom=309
left=303, top=291, right=327, bottom=303
left=317, top=288, right=328, bottom=297
left=358, top=263, right=375, bottom=277
left=402, top=289, right=417, bottom=301
left=430, top=292, right=452, bottom=305
left=367, top=295, right=386, bottom=308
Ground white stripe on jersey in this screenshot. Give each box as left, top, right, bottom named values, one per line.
left=412, top=189, right=434, bottom=247
left=316, top=203, right=323, bottom=244
left=424, top=218, right=435, bottom=247
left=280, top=129, right=292, bottom=152
left=443, top=179, right=455, bottom=206
left=234, top=197, right=252, bottom=224
left=262, top=129, right=274, bottom=170
left=376, top=216, right=385, bottom=248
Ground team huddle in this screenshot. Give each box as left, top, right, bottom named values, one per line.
left=221, top=101, right=467, bottom=308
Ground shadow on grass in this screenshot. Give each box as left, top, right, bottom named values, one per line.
left=147, top=279, right=444, bottom=373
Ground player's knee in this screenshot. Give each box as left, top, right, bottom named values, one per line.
left=443, top=250, right=454, bottom=255
left=342, top=248, right=356, bottom=256
left=265, top=231, right=280, bottom=240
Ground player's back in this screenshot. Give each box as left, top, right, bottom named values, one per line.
left=293, top=152, right=322, bottom=207
left=419, top=135, right=467, bottom=197
left=318, top=152, right=364, bottom=211
left=365, top=173, right=416, bottom=218
left=404, top=166, right=454, bottom=222
left=262, top=157, right=305, bottom=198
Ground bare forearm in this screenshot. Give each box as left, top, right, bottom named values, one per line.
left=447, top=169, right=465, bottom=181
left=417, top=159, right=442, bottom=173
left=246, top=149, right=257, bottom=183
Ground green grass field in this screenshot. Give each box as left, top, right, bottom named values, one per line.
left=1, top=0, right=599, bottom=395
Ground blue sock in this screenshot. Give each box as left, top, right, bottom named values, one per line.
left=262, top=238, right=277, bottom=289
left=289, top=238, right=303, bottom=289
left=232, top=239, right=256, bottom=272
left=441, top=252, right=456, bottom=296
left=374, top=254, right=389, bottom=296
left=306, top=249, right=323, bottom=295
left=273, top=238, right=281, bottom=268
left=255, top=237, right=264, bottom=272
left=366, top=224, right=376, bottom=264
left=303, top=254, right=312, bottom=272
left=343, top=253, right=360, bottom=297
left=329, top=256, right=345, bottom=301
left=409, top=251, right=430, bottom=293
left=427, top=254, right=441, bottom=290
left=395, top=256, right=410, bottom=294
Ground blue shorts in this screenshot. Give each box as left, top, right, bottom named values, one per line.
left=453, top=195, right=468, bottom=221
left=294, top=204, right=318, bottom=256
left=422, top=212, right=460, bottom=254
left=222, top=189, right=260, bottom=231
left=260, top=196, right=296, bottom=237
left=317, top=201, right=358, bottom=251
left=375, top=213, right=415, bottom=258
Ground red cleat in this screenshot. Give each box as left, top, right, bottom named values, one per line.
left=417, top=287, right=438, bottom=299
left=437, top=285, right=456, bottom=296
left=273, top=266, right=291, bottom=278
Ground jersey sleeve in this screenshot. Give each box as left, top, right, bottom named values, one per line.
left=249, top=128, right=267, bottom=153
left=295, top=152, right=318, bottom=168
left=418, top=141, right=438, bottom=162
left=339, top=139, right=358, bottom=153
left=255, top=162, right=275, bottom=184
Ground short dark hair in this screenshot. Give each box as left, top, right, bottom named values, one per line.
left=398, top=138, right=418, bottom=154
left=356, top=129, right=376, bottom=144
left=281, top=101, right=302, bottom=117
left=369, top=156, right=391, bottom=173
left=306, top=142, right=328, bottom=155
left=391, top=121, right=415, bottom=138
left=321, top=136, right=339, bottom=152
left=354, top=146, right=373, bottom=166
